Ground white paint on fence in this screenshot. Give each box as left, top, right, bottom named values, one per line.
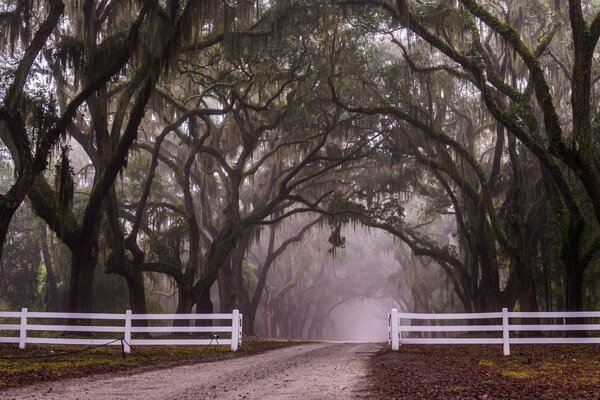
left=124, top=309, right=132, bottom=353
left=0, top=309, right=243, bottom=353
left=390, top=308, right=399, bottom=350
left=388, top=308, right=600, bottom=356
left=231, top=309, right=240, bottom=352
left=19, top=307, right=27, bottom=349
left=502, top=307, right=510, bottom=355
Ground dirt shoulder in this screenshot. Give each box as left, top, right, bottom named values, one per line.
left=364, top=344, right=600, bottom=399
left=0, top=338, right=300, bottom=390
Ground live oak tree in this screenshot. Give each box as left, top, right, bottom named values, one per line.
left=332, top=0, right=600, bottom=311
left=2, top=0, right=303, bottom=314
left=4, top=0, right=600, bottom=323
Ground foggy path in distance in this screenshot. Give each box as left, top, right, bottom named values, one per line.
left=327, top=299, right=391, bottom=342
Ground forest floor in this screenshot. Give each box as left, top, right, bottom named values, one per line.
left=0, top=338, right=298, bottom=390
left=364, top=344, right=600, bottom=399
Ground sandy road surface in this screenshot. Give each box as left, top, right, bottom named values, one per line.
left=0, top=342, right=376, bottom=400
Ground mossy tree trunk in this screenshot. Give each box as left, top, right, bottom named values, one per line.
left=69, top=233, right=98, bottom=315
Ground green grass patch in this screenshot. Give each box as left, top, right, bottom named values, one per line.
left=502, top=370, right=534, bottom=379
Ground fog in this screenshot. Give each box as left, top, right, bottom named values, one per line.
left=238, top=214, right=456, bottom=342
left=2, top=209, right=457, bottom=342
left=327, top=299, right=392, bottom=342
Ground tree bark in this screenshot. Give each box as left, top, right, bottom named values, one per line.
left=69, top=235, right=98, bottom=315
left=40, top=227, right=60, bottom=310
left=194, top=289, right=214, bottom=330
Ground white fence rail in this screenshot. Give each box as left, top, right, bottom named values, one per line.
left=0, top=308, right=243, bottom=353
left=388, top=308, right=600, bottom=355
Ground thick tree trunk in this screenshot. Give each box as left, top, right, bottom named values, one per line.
left=516, top=258, right=539, bottom=312
left=40, top=227, right=60, bottom=310
left=476, top=211, right=502, bottom=312
left=565, top=260, right=585, bottom=312
left=174, top=285, right=194, bottom=327
left=120, top=258, right=149, bottom=334
left=69, top=240, right=98, bottom=317
left=564, top=217, right=585, bottom=312
left=104, top=187, right=149, bottom=322
left=124, top=264, right=148, bottom=316
left=218, top=232, right=250, bottom=314
left=247, top=228, right=276, bottom=336
left=541, top=234, right=553, bottom=311
left=196, top=289, right=214, bottom=314
left=218, top=257, right=235, bottom=313
left=234, top=233, right=251, bottom=319
left=0, top=204, right=22, bottom=266
left=193, top=234, right=238, bottom=310
left=194, top=289, right=214, bottom=332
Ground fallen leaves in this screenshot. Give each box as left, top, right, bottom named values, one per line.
left=363, top=345, right=600, bottom=399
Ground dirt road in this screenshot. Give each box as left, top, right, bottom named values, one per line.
left=0, top=342, right=376, bottom=400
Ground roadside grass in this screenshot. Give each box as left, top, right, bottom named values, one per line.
left=0, top=338, right=299, bottom=389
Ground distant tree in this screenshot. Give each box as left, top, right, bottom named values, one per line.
left=244, top=215, right=323, bottom=335
left=0, top=207, right=42, bottom=309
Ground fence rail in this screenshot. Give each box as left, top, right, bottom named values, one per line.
left=0, top=308, right=242, bottom=353
left=388, top=308, right=600, bottom=355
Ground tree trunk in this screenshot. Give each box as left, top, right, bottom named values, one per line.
left=40, top=227, right=60, bottom=310
left=174, top=285, right=194, bottom=327
left=565, top=259, right=585, bottom=312
left=124, top=263, right=148, bottom=317
left=218, top=232, right=250, bottom=314
left=234, top=232, right=251, bottom=319
left=564, top=216, right=585, bottom=312
left=264, top=290, right=272, bottom=337
left=68, top=237, right=98, bottom=321
left=218, top=255, right=236, bottom=313
left=194, top=289, right=214, bottom=331
left=104, top=187, right=149, bottom=322
left=516, top=257, right=539, bottom=312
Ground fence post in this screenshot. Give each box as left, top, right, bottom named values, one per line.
left=388, top=313, right=391, bottom=346
left=391, top=308, right=399, bottom=350
left=231, top=309, right=240, bottom=352
left=19, top=307, right=27, bottom=349
left=123, top=310, right=132, bottom=354
left=239, top=313, right=243, bottom=347
left=502, top=307, right=510, bottom=356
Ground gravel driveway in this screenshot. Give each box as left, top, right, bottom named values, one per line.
left=0, top=342, right=376, bottom=399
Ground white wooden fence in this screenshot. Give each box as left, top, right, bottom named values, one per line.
left=388, top=308, right=600, bottom=355
left=0, top=308, right=243, bottom=353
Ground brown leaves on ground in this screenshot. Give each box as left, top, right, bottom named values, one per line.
left=362, top=345, right=600, bottom=399
left=0, top=338, right=296, bottom=389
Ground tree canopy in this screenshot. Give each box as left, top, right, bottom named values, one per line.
left=2, top=0, right=600, bottom=337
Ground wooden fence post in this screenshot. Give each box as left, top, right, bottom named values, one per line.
left=19, top=308, right=27, bottom=349
left=391, top=308, right=400, bottom=350
left=124, top=310, right=132, bottom=353
left=231, top=309, right=240, bottom=352
left=239, top=313, right=243, bottom=346
left=502, top=307, right=510, bottom=356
